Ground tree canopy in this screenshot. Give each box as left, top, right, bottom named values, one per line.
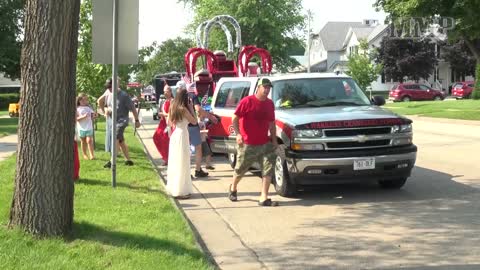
left=76, top=0, right=155, bottom=99
left=375, top=0, right=480, bottom=97
left=346, top=40, right=382, bottom=92
left=0, top=0, right=24, bottom=79
left=375, top=36, right=437, bottom=82
left=180, top=0, right=306, bottom=72
left=134, top=38, right=194, bottom=86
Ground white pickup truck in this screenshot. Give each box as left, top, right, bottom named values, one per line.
left=207, top=73, right=417, bottom=197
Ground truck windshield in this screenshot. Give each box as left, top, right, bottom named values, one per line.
left=272, top=78, right=371, bottom=109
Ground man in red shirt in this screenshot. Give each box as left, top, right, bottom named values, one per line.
left=229, top=78, right=279, bottom=206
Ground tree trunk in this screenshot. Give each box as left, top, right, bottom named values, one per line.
left=9, top=0, right=80, bottom=236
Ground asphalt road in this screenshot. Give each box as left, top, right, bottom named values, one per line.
left=139, top=111, right=480, bottom=270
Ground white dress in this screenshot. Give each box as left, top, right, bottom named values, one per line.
left=166, top=118, right=193, bottom=197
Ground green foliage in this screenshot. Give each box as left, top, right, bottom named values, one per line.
left=0, top=93, right=20, bottom=109
left=374, top=0, right=480, bottom=70
left=0, top=122, right=213, bottom=269
left=346, top=40, right=382, bottom=92
left=472, top=63, right=480, bottom=100
left=135, top=38, right=194, bottom=86
left=182, top=0, right=305, bottom=72
left=76, top=0, right=156, bottom=99
left=376, top=36, right=437, bottom=82
left=0, top=0, right=24, bottom=79
left=0, top=117, right=18, bottom=137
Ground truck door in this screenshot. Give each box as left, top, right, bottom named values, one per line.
left=209, top=80, right=252, bottom=154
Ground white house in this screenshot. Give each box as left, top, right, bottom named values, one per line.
left=303, top=20, right=474, bottom=92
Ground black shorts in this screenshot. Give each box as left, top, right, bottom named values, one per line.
left=116, top=119, right=129, bottom=142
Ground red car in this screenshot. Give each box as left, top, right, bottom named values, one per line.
left=452, top=81, right=475, bottom=99
left=389, top=83, right=445, bottom=102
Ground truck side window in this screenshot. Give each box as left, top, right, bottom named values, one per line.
left=215, top=81, right=250, bottom=108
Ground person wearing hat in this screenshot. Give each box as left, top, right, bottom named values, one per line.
left=228, top=78, right=279, bottom=206
left=180, top=80, right=217, bottom=178
left=98, top=77, right=141, bottom=168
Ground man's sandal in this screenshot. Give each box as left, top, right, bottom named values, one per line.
left=228, top=185, right=237, bottom=202
left=258, top=198, right=279, bottom=207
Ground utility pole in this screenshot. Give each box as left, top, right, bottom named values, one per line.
left=307, top=10, right=312, bottom=73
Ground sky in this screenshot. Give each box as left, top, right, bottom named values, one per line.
left=138, top=0, right=386, bottom=48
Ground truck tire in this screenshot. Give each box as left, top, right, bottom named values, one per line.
left=228, top=152, right=236, bottom=169
left=273, top=145, right=297, bottom=197
left=378, top=177, right=407, bottom=189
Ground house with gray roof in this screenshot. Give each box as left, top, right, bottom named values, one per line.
left=307, top=20, right=384, bottom=73
left=0, top=73, right=21, bottom=93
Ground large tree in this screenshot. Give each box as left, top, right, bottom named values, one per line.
left=0, top=0, right=24, bottom=79
left=375, top=0, right=480, bottom=97
left=376, top=36, right=437, bottom=82
left=9, top=0, right=80, bottom=236
left=180, top=0, right=305, bottom=72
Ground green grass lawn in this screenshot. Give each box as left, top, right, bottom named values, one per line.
left=0, top=117, right=18, bottom=137
left=384, top=99, right=480, bottom=120
left=0, top=122, right=213, bottom=270
left=0, top=110, right=8, bottom=116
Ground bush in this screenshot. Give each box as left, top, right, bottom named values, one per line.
left=472, top=63, right=480, bottom=99
left=472, top=64, right=480, bottom=100
left=0, top=93, right=20, bottom=110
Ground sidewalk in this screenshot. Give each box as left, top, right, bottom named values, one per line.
left=135, top=121, right=265, bottom=270
left=0, top=134, right=18, bottom=162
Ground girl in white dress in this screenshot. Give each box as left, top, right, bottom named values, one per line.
left=166, top=89, right=198, bottom=199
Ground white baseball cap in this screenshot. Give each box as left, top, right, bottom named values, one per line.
left=176, top=80, right=187, bottom=90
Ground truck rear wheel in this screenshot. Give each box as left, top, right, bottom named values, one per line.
left=378, top=177, right=407, bottom=189
left=273, top=145, right=297, bottom=197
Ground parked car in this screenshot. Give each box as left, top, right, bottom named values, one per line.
left=452, top=81, right=475, bottom=99
left=208, top=74, right=417, bottom=197
left=389, top=83, right=445, bottom=102
left=141, top=88, right=156, bottom=103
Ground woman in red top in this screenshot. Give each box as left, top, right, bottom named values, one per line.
left=153, top=85, right=173, bottom=165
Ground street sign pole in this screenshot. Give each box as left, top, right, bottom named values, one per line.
left=92, top=0, right=139, bottom=188
left=111, top=0, right=119, bottom=188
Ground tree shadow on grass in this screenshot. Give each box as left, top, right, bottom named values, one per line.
left=78, top=178, right=166, bottom=195
left=70, top=221, right=205, bottom=260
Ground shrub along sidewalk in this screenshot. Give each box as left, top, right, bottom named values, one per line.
left=0, top=121, right=213, bottom=270
left=384, top=99, right=480, bottom=120
left=0, top=117, right=18, bottom=137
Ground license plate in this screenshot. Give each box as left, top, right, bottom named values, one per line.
left=354, top=158, right=375, bottom=170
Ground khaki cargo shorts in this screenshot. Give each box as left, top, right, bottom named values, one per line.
left=234, top=143, right=276, bottom=178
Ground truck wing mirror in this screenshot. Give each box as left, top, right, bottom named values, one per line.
left=371, top=95, right=386, bottom=106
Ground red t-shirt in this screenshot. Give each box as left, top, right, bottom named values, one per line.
left=234, top=95, right=275, bottom=145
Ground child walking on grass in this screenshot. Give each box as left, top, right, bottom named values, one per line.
left=76, top=93, right=97, bottom=160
